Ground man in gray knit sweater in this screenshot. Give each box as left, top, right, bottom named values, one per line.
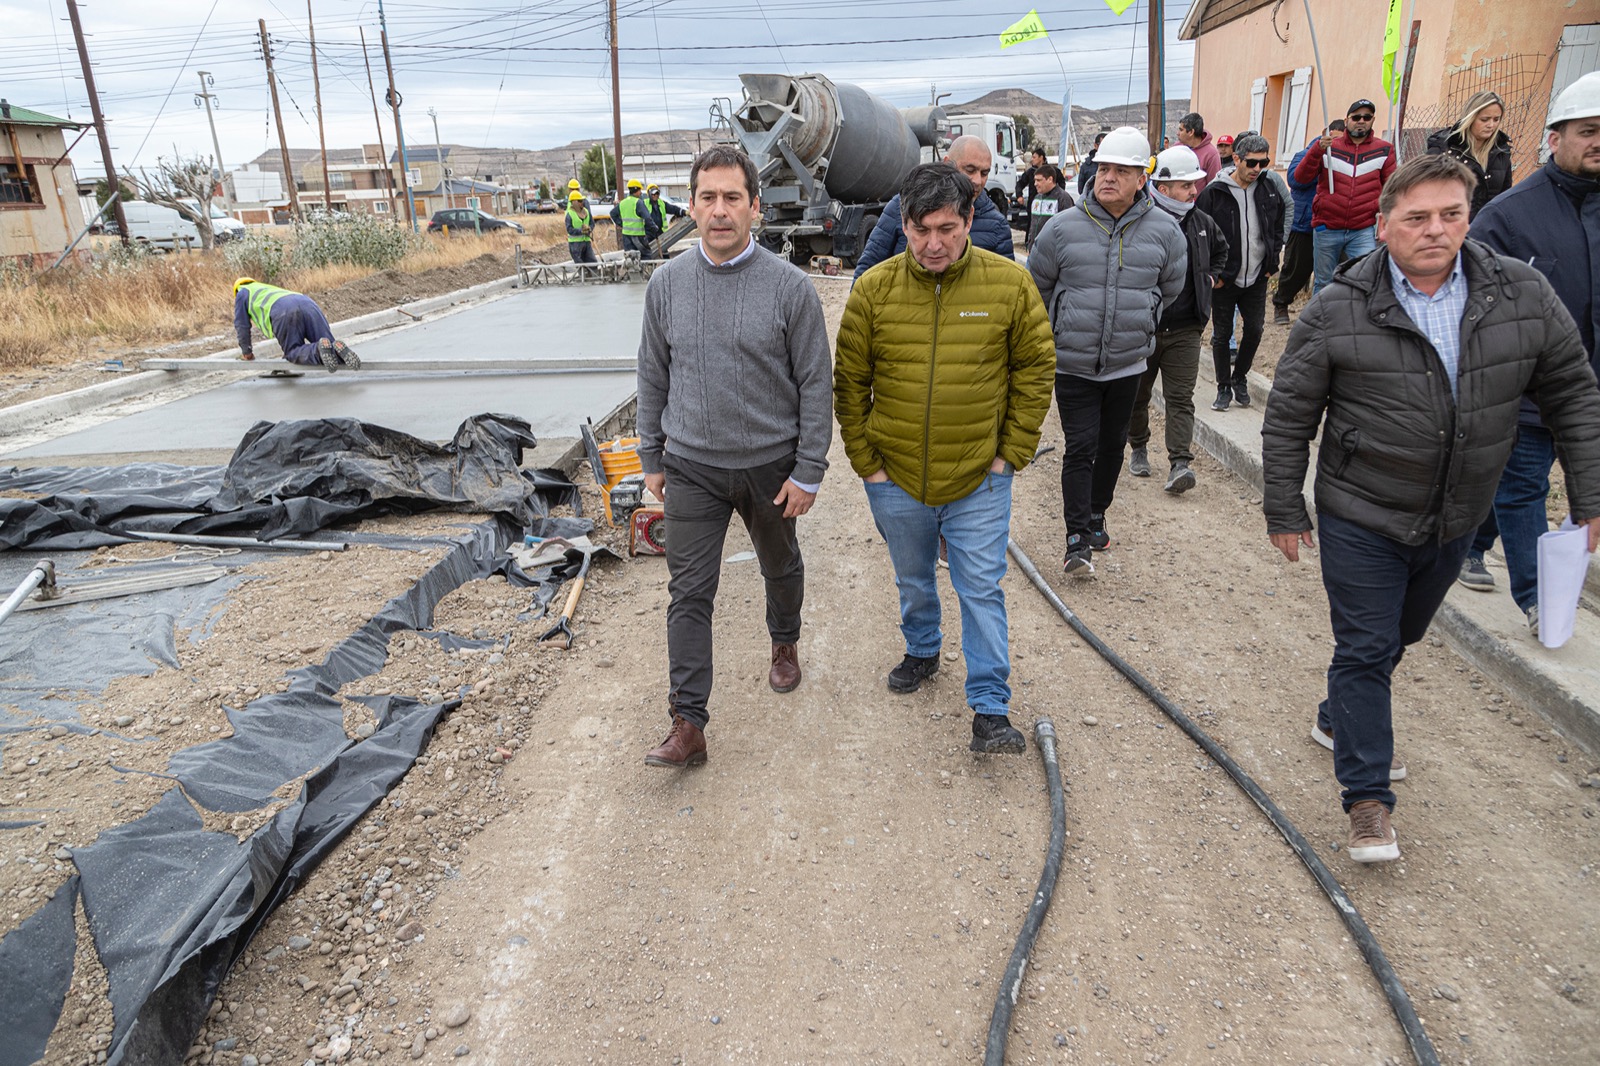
left=637, top=146, right=834, bottom=769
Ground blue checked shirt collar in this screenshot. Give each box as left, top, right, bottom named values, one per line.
left=1388, top=251, right=1468, bottom=398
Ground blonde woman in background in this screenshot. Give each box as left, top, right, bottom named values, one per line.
left=1425, top=91, right=1513, bottom=219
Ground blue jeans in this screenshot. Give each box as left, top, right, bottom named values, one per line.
left=1492, top=425, right=1556, bottom=612
left=269, top=294, right=335, bottom=366
left=864, top=472, right=1013, bottom=716
left=1311, top=225, right=1377, bottom=294
left=1315, top=512, right=1473, bottom=811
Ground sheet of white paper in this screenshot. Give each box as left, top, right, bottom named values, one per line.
left=1536, top=520, right=1591, bottom=649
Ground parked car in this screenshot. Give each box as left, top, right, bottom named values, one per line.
left=118, top=201, right=201, bottom=251
left=426, top=208, right=525, bottom=235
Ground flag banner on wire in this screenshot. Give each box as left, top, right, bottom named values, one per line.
left=1382, top=0, right=1405, bottom=104
left=1104, top=0, right=1136, bottom=15
left=999, top=9, right=1049, bottom=48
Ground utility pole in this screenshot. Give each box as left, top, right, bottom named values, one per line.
left=258, top=20, right=302, bottom=220
left=359, top=27, right=397, bottom=220
left=428, top=107, right=449, bottom=210
left=1146, top=0, right=1166, bottom=149
left=65, top=0, right=128, bottom=244
left=193, top=72, right=229, bottom=208
left=307, top=0, right=332, bottom=212
left=378, top=0, right=417, bottom=231
left=608, top=0, right=624, bottom=194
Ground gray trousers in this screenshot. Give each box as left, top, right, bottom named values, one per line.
left=1128, top=325, right=1203, bottom=465
left=663, top=452, right=805, bottom=728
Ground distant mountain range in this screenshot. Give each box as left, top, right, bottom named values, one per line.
left=247, top=88, right=1191, bottom=189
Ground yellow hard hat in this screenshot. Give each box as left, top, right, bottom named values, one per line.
left=647, top=183, right=660, bottom=193
left=568, top=190, right=586, bottom=202
left=627, top=178, right=643, bottom=189
left=567, top=178, right=581, bottom=189
left=233, top=277, right=256, bottom=296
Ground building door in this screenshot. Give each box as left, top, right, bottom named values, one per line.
left=1278, top=67, right=1313, bottom=155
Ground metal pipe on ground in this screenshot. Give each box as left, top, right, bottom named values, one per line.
left=1004, top=536, right=1441, bottom=1066
left=119, top=532, right=349, bottom=552
left=0, top=562, right=56, bottom=628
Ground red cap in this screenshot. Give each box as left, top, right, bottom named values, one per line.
left=1217, top=134, right=1234, bottom=145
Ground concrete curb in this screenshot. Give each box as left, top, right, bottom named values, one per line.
left=1153, top=365, right=1600, bottom=757
left=0, top=272, right=523, bottom=439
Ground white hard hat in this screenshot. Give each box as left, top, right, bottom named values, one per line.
left=1548, top=71, right=1600, bottom=128
left=1094, top=126, right=1153, bottom=168
left=1151, top=145, right=1205, bottom=182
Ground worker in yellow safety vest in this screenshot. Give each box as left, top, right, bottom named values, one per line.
left=610, top=178, right=649, bottom=256
left=565, top=191, right=599, bottom=267
left=642, top=183, right=687, bottom=257
left=231, top=277, right=359, bottom=371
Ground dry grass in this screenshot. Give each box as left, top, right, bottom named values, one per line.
left=0, top=218, right=567, bottom=369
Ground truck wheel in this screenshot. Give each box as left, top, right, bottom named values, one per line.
left=989, top=189, right=1009, bottom=217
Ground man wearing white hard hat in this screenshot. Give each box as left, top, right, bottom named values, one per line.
left=1127, top=145, right=1228, bottom=493
left=1028, top=126, right=1187, bottom=575
left=1465, top=71, right=1600, bottom=636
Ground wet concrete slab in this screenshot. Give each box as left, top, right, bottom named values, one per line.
left=4, top=285, right=647, bottom=460
left=352, top=282, right=647, bottom=361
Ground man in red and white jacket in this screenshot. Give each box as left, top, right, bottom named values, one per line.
left=1293, top=98, right=1396, bottom=294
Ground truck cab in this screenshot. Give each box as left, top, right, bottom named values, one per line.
left=922, top=113, right=1018, bottom=216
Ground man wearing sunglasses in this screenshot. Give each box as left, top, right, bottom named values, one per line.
left=1197, top=134, right=1285, bottom=411
left=1293, top=99, right=1396, bottom=294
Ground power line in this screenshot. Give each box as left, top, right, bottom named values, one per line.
left=129, top=0, right=221, bottom=164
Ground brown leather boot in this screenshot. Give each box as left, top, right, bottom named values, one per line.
left=769, top=642, right=801, bottom=693
left=644, top=715, right=706, bottom=769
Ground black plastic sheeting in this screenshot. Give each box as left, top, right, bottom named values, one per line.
left=0, top=515, right=520, bottom=1066
left=0, top=413, right=580, bottom=551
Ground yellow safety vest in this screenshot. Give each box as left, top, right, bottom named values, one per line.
left=618, top=195, right=646, bottom=237
left=566, top=207, right=592, bottom=243
left=243, top=282, right=293, bottom=338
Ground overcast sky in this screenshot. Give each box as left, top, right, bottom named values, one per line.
left=2, top=0, right=1196, bottom=178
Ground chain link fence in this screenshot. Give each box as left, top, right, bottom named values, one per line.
left=1395, top=53, right=1550, bottom=173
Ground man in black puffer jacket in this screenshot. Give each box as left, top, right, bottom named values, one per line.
left=853, top=136, right=1014, bottom=280
left=1127, top=145, right=1228, bottom=493
left=1262, top=155, right=1600, bottom=866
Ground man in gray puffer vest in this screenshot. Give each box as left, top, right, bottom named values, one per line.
left=1029, top=126, right=1187, bottom=574
left=1262, top=155, right=1600, bottom=865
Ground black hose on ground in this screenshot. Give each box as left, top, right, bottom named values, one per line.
left=1002, top=537, right=1441, bottom=1066
left=984, top=719, right=1066, bottom=1066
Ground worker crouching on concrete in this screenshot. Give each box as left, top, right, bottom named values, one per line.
left=1262, top=154, right=1600, bottom=863
left=637, top=145, right=834, bottom=770
left=231, top=278, right=359, bottom=372
left=835, top=164, right=1055, bottom=754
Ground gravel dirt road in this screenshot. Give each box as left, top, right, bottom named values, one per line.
left=6, top=277, right=1598, bottom=1066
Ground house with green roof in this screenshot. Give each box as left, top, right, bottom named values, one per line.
left=1, top=99, right=89, bottom=268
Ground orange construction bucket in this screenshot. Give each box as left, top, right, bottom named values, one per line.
left=598, top=437, right=642, bottom=482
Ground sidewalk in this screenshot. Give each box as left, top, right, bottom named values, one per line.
left=1152, top=356, right=1600, bottom=756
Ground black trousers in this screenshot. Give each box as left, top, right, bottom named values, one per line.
left=663, top=452, right=804, bottom=729
left=1212, top=275, right=1270, bottom=389
left=1055, top=373, right=1142, bottom=538
left=1273, top=231, right=1313, bottom=310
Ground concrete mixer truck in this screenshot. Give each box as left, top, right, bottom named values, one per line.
left=720, top=73, right=1018, bottom=266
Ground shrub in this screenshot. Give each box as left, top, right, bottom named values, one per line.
left=224, top=231, right=290, bottom=283
left=290, top=213, right=423, bottom=271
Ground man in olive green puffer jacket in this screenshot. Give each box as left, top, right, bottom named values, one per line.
left=835, top=165, right=1056, bottom=755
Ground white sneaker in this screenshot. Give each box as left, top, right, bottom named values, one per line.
left=1311, top=723, right=1407, bottom=780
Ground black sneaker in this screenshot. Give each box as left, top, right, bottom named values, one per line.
left=1063, top=534, right=1093, bottom=575
left=332, top=339, right=361, bottom=370
left=971, top=714, right=1026, bottom=754
left=888, top=653, right=940, bottom=693
left=317, top=338, right=340, bottom=373
left=1273, top=305, right=1291, bottom=326
left=1164, top=461, right=1196, bottom=494
left=1457, top=552, right=1493, bottom=591
left=1211, top=386, right=1231, bottom=412
left=1232, top=382, right=1251, bottom=408
left=1088, top=513, right=1110, bottom=552
left=1128, top=446, right=1151, bottom=477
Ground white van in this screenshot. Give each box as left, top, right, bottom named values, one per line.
left=119, top=201, right=201, bottom=251
left=179, top=199, right=247, bottom=242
